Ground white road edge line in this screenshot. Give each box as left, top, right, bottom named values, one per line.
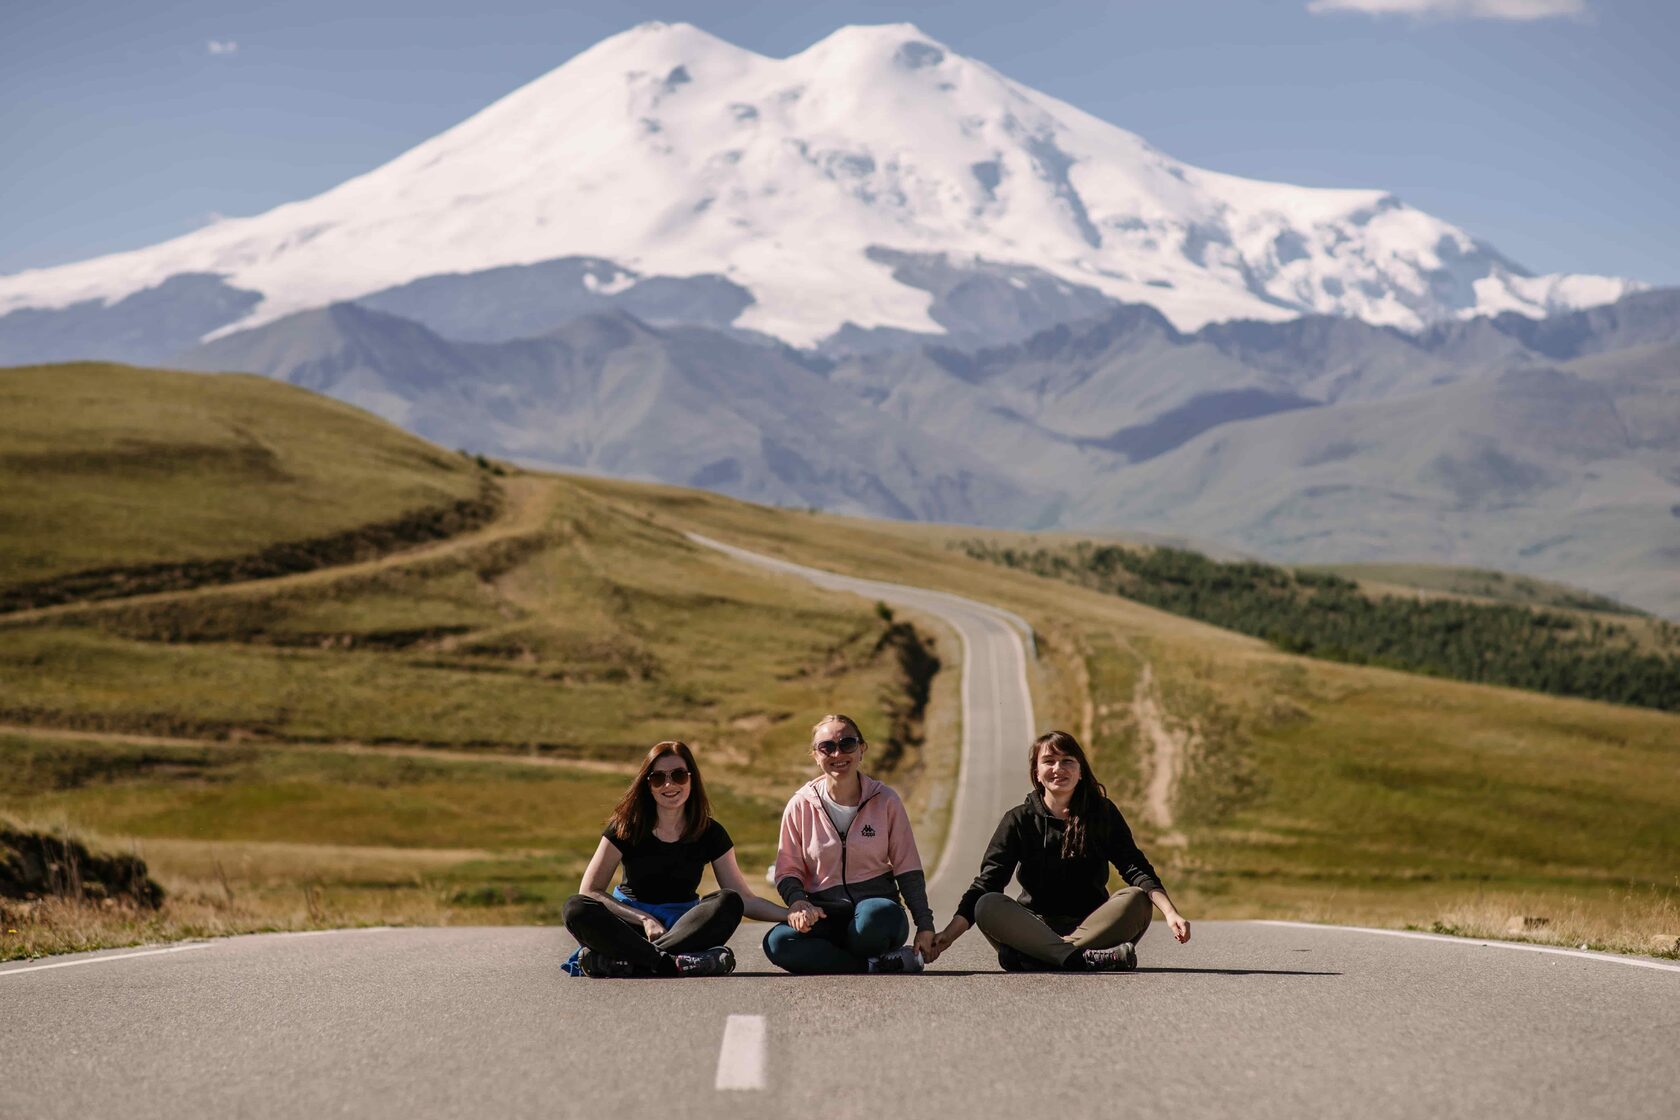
left=1255, top=920, right=1680, bottom=974
left=715, top=1014, right=767, bottom=1091
left=0, top=926, right=402, bottom=979
left=929, top=604, right=976, bottom=891
left=0, top=942, right=212, bottom=977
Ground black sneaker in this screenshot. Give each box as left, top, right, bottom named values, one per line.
left=1081, top=943, right=1138, bottom=972
left=998, top=946, right=1053, bottom=972
left=673, top=946, right=736, bottom=977
left=576, top=947, right=641, bottom=979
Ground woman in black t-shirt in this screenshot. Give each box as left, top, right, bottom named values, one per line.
left=562, top=740, right=789, bottom=978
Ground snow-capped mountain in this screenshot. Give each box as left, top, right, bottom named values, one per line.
left=0, top=21, right=1641, bottom=350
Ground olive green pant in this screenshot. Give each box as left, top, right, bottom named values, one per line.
left=973, top=887, right=1152, bottom=967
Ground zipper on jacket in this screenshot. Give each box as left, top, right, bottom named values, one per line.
left=819, top=786, right=878, bottom=909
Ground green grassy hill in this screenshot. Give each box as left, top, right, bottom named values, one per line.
left=2, top=365, right=1675, bottom=962
left=0, top=363, right=489, bottom=600
left=1303, top=562, right=1643, bottom=615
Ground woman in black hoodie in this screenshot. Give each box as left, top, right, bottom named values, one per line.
left=933, top=730, right=1191, bottom=971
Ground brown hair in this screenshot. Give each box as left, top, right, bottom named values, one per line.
left=1029, top=730, right=1108, bottom=859
left=606, top=740, right=712, bottom=845
left=810, top=713, right=864, bottom=742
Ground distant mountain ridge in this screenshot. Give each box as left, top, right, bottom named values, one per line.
left=175, top=288, right=1680, bottom=618
left=0, top=20, right=1641, bottom=361
left=179, top=302, right=1050, bottom=527
left=1069, top=346, right=1680, bottom=618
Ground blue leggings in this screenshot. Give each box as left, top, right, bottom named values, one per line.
left=763, top=897, right=909, bottom=974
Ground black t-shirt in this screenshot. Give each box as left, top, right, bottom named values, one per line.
left=605, top=819, right=733, bottom=903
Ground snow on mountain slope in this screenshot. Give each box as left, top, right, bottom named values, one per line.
left=0, top=21, right=1641, bottom=347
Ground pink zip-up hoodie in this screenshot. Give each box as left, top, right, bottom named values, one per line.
left=773, top=774, right=932, bottom=929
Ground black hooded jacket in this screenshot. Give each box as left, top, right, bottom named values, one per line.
left=955, top=789, right=1164, bottom=927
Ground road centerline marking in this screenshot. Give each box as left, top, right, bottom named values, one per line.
left=715, top=1013, right=767, bottom=1091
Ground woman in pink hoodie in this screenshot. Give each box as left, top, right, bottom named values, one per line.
left=764, top=714, right=938, bottom=974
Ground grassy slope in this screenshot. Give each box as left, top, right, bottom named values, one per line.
left=1303, top=562, right=1641, bottom=613
left=3, top=369, right=1675, bottom=960
left=1308, top=563, right=1677, bottom=654
left=0, top=363, right=483, bottom=586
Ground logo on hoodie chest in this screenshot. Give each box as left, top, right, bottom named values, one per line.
left=860, top=824, right=876, bottom=838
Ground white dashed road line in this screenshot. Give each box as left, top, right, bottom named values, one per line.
left=714, top=1014, right=767, bottom=1091
left=1255, top=920, right=1680, bottom=974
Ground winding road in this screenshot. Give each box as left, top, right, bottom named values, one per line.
left=3, top=537, right=1676, bottom=1120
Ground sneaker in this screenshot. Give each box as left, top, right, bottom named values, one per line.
left=1080, top=943, right=1138, bottom=972
left=998, top=946, right=1053, bottom=972
left=673, top=946, right=736, bottom=978
left=867, top=946, right=925, bottom=974
left=576, top=947, right=641, bottom=979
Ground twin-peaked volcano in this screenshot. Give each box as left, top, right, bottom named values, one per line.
left=0, top=22, right=1640, bottom=350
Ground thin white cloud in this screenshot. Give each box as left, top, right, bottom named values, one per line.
left=1307, top=0, right=1588, bottom=19
left=206, top=39, right=239, bottom=55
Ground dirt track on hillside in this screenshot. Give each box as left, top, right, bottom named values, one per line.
left=0, top=721, right=635, bottom=775
left=1131, top=662, right=1189, bottom=843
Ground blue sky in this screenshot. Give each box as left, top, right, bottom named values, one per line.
left=3, top=0, right=1676, bottom=285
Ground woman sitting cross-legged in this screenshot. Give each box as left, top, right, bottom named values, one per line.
left=933, top=730, right=1191, bottom=972
left=763, top=714, right=938, bottom=974
left=561, top=740, right=788, bottom=978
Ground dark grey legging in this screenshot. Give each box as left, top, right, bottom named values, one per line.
left=974, top=887, right=1152, bottom=969
left=562, top=889, right=743, bottom=974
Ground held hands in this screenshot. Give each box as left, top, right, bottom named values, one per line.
left=914, top=929, right=939, bottom=964
left=640, top=915, right=667, bottom=940
left=786, top=900, right=826, bottom=933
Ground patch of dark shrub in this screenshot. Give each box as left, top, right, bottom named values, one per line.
left=1, top=824, right=164, bottom=908
left=872, top=606, right=942, bottom=771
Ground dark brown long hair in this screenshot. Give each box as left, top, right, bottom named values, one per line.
left=1029, top=730, right=1108, bottom=859
left=606, top=740, right=712, bottom=845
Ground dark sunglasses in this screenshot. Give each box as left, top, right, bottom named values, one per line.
left=647, top=767, right=691, bottom=788
left=813, top=736, right=863, bottom=756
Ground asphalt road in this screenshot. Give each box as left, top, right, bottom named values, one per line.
left=4, top=539, right=1676, bottom=1120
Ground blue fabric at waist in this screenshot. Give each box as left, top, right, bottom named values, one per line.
left=611, top=886, right=699, bottom=927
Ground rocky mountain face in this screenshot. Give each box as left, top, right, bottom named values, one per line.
left=179, top=303, right=1051, bottom=527
left=1068, top=346, right=1680, bottom=617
